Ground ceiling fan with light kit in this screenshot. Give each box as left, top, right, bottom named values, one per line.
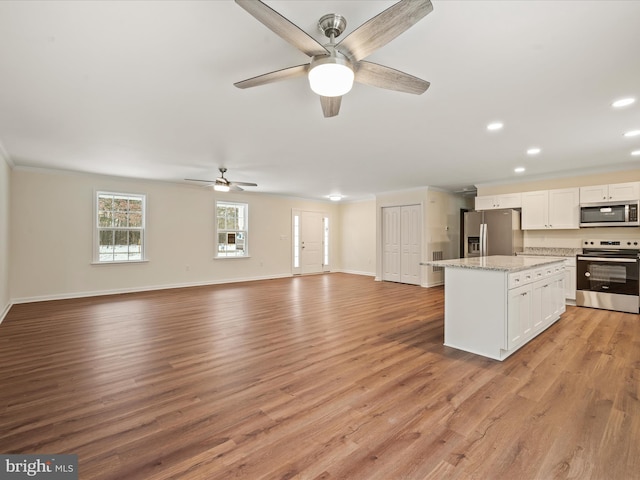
left=233, top=0, right=433, bottom=117
left=185, top=167, right=258, bottom=192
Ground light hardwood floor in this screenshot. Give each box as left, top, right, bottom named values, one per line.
left=0, top=273, right=638, bottom=479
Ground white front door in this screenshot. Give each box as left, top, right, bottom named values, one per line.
left=300, top=210, right=324, bottom=274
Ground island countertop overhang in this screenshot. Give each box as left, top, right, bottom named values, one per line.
left=420, top=255, right=565, bottom=273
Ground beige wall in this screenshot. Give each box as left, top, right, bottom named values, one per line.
left=477, top=169, right=640, bottom=196
left=424, top=189, right=474, bottom=286
left=0, top=154, right=10, bottom=320
left=10, top=168, right=342, bottom=302
left=476, top=168, right=640, bottom=247
left=338, top=199, right=376, bottom=276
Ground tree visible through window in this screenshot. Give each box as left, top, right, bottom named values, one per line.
left=96, top=192, right=145, bottom=262
left=217, top=201, right=248, bottom=257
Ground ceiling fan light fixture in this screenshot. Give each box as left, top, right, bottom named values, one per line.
left=214, top=184, right=230, bottom=192
left=308, top=55, right=354, bottom=97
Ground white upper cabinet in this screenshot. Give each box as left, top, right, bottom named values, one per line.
left=520, top=191, right=548, bottom=229
left=579, top=182, right=640, bottom=203
left=475, top=193, right=522, bottom=210
left=521, top=188, right=580, bottom=230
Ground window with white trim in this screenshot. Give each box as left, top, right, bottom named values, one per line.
left=216, top=201, right=248, bottom=257
left=95, top=191, right=145, bottom=262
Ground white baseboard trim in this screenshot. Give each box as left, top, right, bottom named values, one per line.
left=0, top=302, right=12, bottom=325
left=421, top=280, right=444, bottom=288
left=336, top=269, right=376, bottom=277
left=10, top=273, right=294, bottom=305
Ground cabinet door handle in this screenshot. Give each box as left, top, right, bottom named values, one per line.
left=521, top=292, right=528, bottom=296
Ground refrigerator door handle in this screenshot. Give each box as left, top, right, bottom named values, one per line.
left=479, top=223, right=486, bottom=256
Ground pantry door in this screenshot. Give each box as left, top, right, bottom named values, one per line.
left=400, top=204, right=421, bottom=285
left=382, top=204, right=421, bottom=285
left=382, top=206, right=401, bottom=282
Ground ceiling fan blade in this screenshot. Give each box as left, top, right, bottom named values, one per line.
left=355, top=61, right=430, bottom=95
left=185, top=178, right=217, bottom=183
left=320, top=96, right=342, bottom=118
left=234, top=64, right=309, bottom=89
left=235, top=0, right=328, bottom=57
left=230, top=181, right=258, bottom=187
left=336, top=0, right=433, bottom=62
left=229, top=185, right=245, bottom=192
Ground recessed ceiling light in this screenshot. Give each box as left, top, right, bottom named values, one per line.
left=632, top=150, right=640, bottom=156
left=624, top=130, right=640, bottom=137
left=612, top=97, right=636, bottom=108
left=487, top=122, right=504, bottom=131
left=526, top=148, right=541, bottom=155
left=514, top=167, right=526, bottom=173
left=328, top=194, right=342, bottom=201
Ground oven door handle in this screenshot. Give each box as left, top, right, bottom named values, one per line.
left=577, top=256, right=639, bottom=263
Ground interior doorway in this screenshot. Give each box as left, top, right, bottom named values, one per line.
left=460, top=208, right=469, bottom=258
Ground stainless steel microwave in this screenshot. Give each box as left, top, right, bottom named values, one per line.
left=579, top=201, right=639, bottom=227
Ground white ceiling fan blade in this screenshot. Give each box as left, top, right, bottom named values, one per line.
left=234, top=64, right=309, bottom=89
left=355, top=61, right=430, bottom=95
left=235, top=0, right=328, bottom=57
left=336, top=0, right=433, bottom=62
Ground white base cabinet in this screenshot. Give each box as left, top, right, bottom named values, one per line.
left=517, top=255, right=576, bottom=302
left=443, top=262, right=565, bottom=361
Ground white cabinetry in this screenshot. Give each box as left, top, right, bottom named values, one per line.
left=579, top=182, right=640, bottom=203
left=507, top=264, right=565, bottom=351
left=443, top=260, right=565, bottom=361
left=521, top=188, right=579, bottom=230
left=517, top=255, right=576, bottom=302
left=507, top=284, right=532, bottom=349
left=475, top=193, right=521, bottom=210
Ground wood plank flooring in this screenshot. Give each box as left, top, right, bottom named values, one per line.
left=0, top=273, right=638, bottom=479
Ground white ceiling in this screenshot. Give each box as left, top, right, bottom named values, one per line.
left=1, top=0, right=639, bottom=201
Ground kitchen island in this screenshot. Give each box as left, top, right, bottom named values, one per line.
left=422, top=256, right=566, bottom=361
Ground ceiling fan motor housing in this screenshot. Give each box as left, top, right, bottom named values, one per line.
left=318, top=14, right=347, bottom=40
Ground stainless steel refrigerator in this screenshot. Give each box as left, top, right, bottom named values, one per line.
left=464, top=209, right=523, bottom=257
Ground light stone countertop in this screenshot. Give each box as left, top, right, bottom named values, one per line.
left=517, top=247, right=583, bottom=257
left=420, top=255, right=565, bottom=272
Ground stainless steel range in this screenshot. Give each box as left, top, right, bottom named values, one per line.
left=576, top=239, right=640, bottom=314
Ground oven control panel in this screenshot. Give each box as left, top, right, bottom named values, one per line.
left=583, top=239, right=640, bottom=249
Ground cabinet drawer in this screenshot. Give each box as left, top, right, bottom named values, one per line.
left=509, top=270, right=534, bottom=288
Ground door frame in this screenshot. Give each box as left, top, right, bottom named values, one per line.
left=291, top=208, right=331, bottom=275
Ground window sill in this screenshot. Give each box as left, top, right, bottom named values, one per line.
left=214, top=255, right=251, bottom=260
left=91, top=260, right=149, bottom=265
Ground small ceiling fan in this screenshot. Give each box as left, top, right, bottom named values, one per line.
left=234, top=0, right=433, bottom=118
left=185, top=167, right=258, bottom=192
